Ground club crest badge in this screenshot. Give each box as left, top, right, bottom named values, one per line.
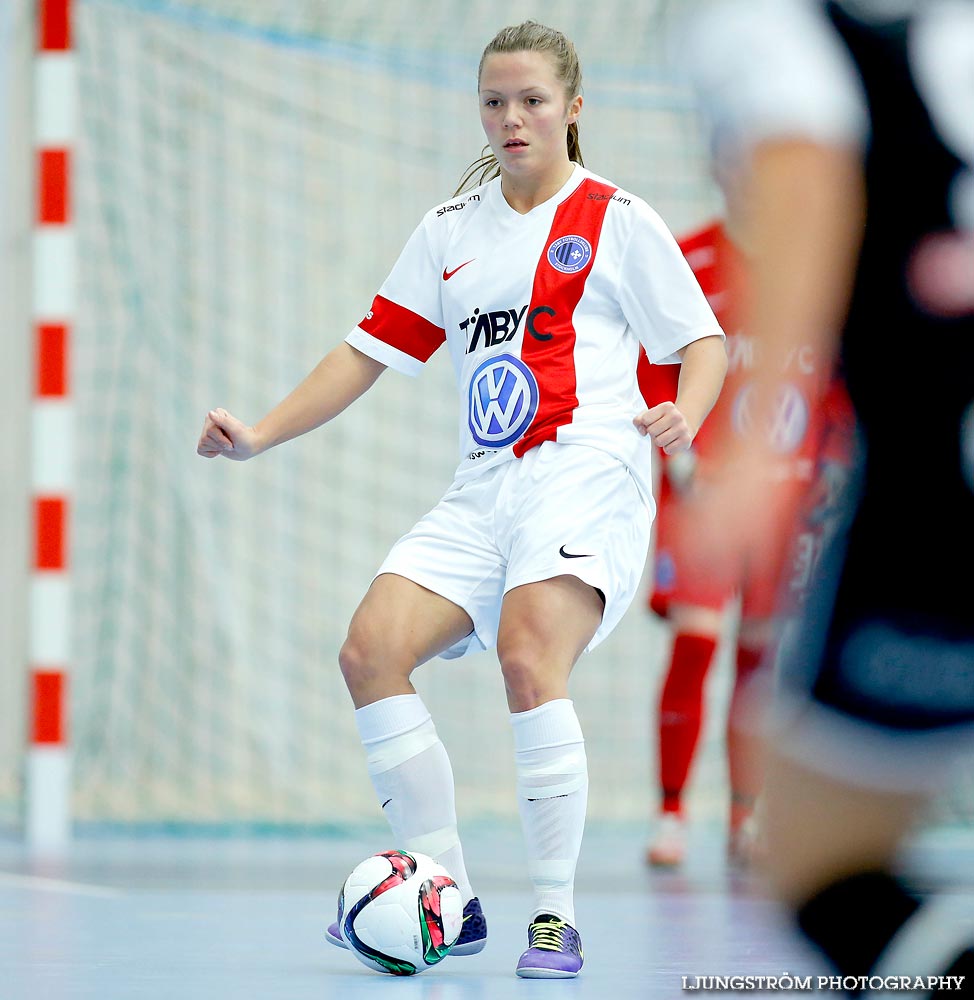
left=547, top=235, right=592, bottom=274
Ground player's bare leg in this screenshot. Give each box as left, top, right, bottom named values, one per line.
left=327, top=574, right=488, bottom=956
left=339, top=572, right=473, bottom=709
left=759, top=747, right=974, bottom=985
left=762, top=747, right=922, bottom=909
left=497, top=575, right=603, bottom=978
left=497, top=574, right=602, bottom=712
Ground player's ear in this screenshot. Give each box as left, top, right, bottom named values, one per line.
left=567, top=94, right=582, bottom=125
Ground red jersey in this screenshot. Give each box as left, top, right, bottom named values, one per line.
left=643, top=220, right=852, bottom=618
left=638, top=220, right=827, bottom=483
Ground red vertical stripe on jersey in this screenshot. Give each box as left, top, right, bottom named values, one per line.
left=514, top=179, right=615, bottom=457
left=31, top=670, right=66, bottom=744
left=38, top=0, right=72, bottom=51
left=34, top=497, right=68, bottom=570
left=38, top=149, right=70, bottom=224
left=36, top=323, right=69, bottom=397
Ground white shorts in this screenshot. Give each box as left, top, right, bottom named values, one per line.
left=375, top=441, right=653, bottom=659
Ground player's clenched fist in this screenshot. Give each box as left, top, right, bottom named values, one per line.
left=196, top=407, right=261, bottom=461
left=632, top=401, right=693, bottom=455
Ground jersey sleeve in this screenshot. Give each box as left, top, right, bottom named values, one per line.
left=345, top=213, right=446, bottom=377
left=636, top=350, right=682, bottom=408
left=674, top=0, right=869, bottom=168
left=616, top=200, right=725, bottom=364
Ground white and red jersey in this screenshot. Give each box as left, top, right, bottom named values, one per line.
left=345, top=166, right=724, bottom=503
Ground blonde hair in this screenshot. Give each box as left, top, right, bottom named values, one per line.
left=454, top=21, right=584, bottom=196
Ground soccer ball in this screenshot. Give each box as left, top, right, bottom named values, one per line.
left=337, top=849, right=463, bottom=976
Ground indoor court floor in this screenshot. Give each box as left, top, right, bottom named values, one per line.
left=1, top=823, right=972, bottom=999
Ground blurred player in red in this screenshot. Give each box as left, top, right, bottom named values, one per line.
left=639, top=217, right=852, bottom=869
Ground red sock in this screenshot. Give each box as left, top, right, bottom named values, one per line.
left=727, top=643, right=767, bottom=828
left=656, top=632, right=718, bottom=814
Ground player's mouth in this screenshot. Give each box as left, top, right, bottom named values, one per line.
left=504, top=138, right=528, bottom=149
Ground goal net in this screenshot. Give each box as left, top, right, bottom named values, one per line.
left=59, top=0, right=725, bottom=830
left=3, top=0, right=968, bottom=837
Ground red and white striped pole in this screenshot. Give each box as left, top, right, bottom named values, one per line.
left=27, top=0, right=75, bottom=853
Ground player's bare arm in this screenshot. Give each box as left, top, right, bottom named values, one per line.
left=197, top=342, right=387, bottom=460
left=633, top=334, right=727, bottom=454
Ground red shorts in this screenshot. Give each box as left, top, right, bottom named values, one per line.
left=648, top=473, right=816, bottom=621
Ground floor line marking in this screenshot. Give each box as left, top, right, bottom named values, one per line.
left=0, top=871, right=122, bottom=897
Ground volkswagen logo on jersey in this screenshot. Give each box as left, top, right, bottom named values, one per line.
left=547, top=235, right=593, bottom=274
left=732, top=381, right=809, bottom=454
left=468, top=354, right=539, bottom=448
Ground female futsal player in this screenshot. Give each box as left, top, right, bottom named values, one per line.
left=198, top=20, right=727, bottom=978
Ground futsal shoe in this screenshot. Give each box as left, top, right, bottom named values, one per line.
left=646, top=812, right=687, bottom=868
left=515, top=914, right=584, bottom=979
left=326, top=895, right=488, bottom=955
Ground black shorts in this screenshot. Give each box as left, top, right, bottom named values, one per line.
left=772, top=467, right=974, bottom=789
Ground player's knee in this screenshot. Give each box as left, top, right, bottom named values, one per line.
left=498, top=645, right=552, bottom=710
left=337, top=634, right=370, bottom=691
left=338, top=631, right=394, bottom=694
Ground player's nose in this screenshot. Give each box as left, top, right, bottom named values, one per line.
left=503, top=109, right=523, bottom=130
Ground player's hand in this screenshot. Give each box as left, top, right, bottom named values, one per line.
left=677, top=446, right=806, bottom=589
left=196, top=408, right=261, bottom=461
left=633, top=401, right=693, bottom=455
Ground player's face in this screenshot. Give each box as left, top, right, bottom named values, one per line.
left=479, top=51, right=581, bottom=181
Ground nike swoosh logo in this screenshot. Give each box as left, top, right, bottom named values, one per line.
left=443, top=259, right=475, bottom=280
left=559, top=545, right=593, bottom=559
left=381, top=799, right=392, bottom=810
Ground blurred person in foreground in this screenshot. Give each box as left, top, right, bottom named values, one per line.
left=638, top=215, right=854, bottom=870
left=676, top=0, right=974, bottom=991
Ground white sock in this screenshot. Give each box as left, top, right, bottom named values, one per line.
left=510, top=698, right=588, bottom=926
left=355, top=694, right=474, bottom=904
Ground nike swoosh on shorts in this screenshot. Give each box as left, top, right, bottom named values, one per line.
left=559, top=545, right=593, bottom=559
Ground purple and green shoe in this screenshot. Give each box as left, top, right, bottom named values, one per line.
left=515, top=913, right=583, bottom=979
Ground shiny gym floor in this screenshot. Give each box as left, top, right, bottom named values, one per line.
left=1, top=824, right=972, bottom=999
